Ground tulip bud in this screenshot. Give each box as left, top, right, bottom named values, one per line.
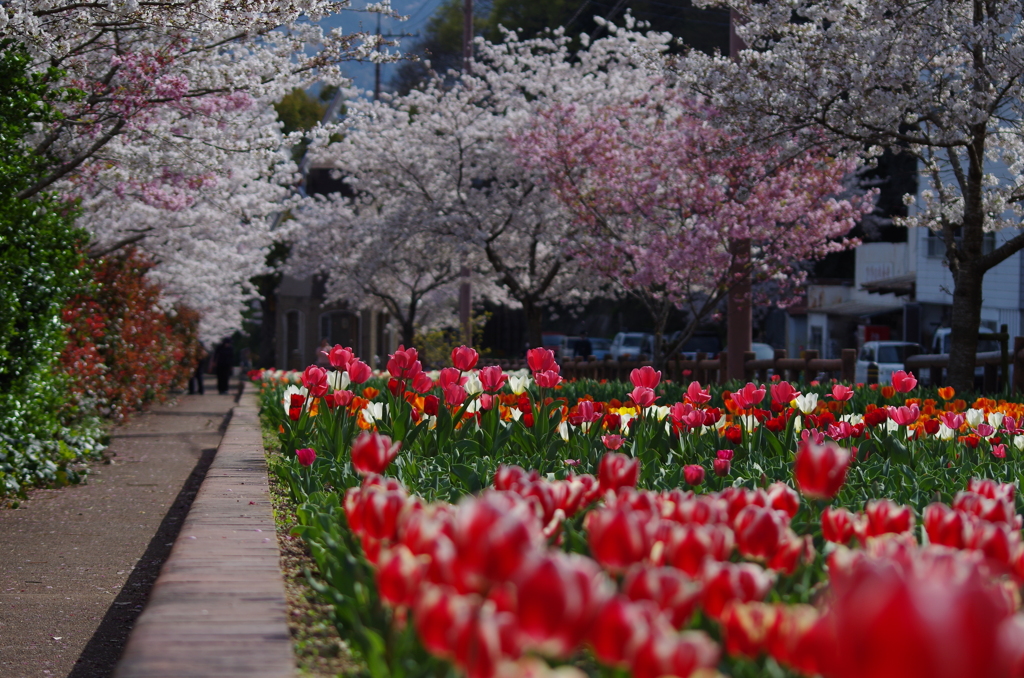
left=701, top=562, right=774, bottom=620
left=295, top=447, right=316, bottom=467
left=684, top=465, right=706, bottom=486
left=713, top=458, right=731, bottom=477
left=821, top=506, right=858, bottom=544
left=301, top=364, right=329, bottom=397
left=586, top=506, right=648, bottom=572
left=598, top=453, right=640, bottom=493
left=451, top=345, right=479, bottom=371
left=423, top=394, right=440, bottom=417
left=630, top=366, right=662, bottom=389
left=346, top=359, right=373, bottom=384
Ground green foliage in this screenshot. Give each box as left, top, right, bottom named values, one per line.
left=0, top=41, right=104, bottom=497
left=274, top=88, right=327, bottom=135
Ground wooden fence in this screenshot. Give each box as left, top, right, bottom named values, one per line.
left=480, top=326, right=1024, bottom=395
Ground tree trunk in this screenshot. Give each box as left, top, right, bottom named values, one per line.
left=401, top=320, right=416, bottom=349
left=947, top=264, right=983, bottom=393
left=524, top=300, right=543, bottom=353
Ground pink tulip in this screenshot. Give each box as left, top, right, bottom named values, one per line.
left=346, top=359, right=373, bottom=384
left=387, top=345, right=422, bottom=380
left=526, top=347, right=558, bottom=374
left=350, top=432, right=401, bottom=475
left=534, top=370, right=562, bottom=388
left=713, top=458, right=731, bottom=476
left=602, top=434, right=626, bottom=451
left=478, top=365, right=508, bottom=392
left=630, top=365, right=662, bottom=389
left=717, top=449, right=734, bottom=461
left=770, top=381, right=800, bottom=405
left=301, top=364, right=329, bottom=397
left=328, top=345, right=355, bottom=370
left=886, top=403, right=920, bottom=426
left=731, top=382, right=766, bottom=409
left=630, top=386, right=657, bottom=408
left=296, top=447, right=317, bottom=467
left=992, top=444, right=1007, bottom=459
left=830, top=384, right=854, bottom=401
left=438, top=367, right=466, bottom=390
left=450, top=345, right=479, bottom=371
left=940, top=412, right=965, bottom=430
left=891, top=369, right=918, bottom=393
left=686, top=381, right=712, bottom=404
left=411, top=372, right=434, bottom=394
left=443, top=383, right=467, bottom=407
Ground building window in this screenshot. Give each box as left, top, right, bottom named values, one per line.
left=926, top=228, right=995, bottom=258
left=286, top=310, right=302, bottom=370
left=319, top=312, right=357, bottom=349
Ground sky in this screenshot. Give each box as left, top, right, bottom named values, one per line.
left=319, top=0, right=446, bottom=95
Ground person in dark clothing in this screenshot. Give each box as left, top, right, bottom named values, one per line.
left=213, top=338, right=234, bottom=395
left=575, top=332, right=593, bottom=359
left=189, top=345, right=210, bottom=395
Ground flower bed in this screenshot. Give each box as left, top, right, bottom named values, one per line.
left=257, top=346, right=1024, bottom=678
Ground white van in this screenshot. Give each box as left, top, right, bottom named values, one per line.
left=855, top=341, right=922, bottom=383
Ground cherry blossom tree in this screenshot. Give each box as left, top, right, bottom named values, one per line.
left=0, top=0, right=400, bottom=338
left=296, top=21, right=675, bottom=349
left=513, top=86, right=873, bottom=366
left=673, top=0, right=1024, bottom=391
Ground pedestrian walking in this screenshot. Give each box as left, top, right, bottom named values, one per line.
left=213, top=337, right=234, bottom=395
left=189, top=344, right=210, bottom=395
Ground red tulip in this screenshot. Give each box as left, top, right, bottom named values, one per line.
left=770, top=381, right=800, bottom=406
left=686, top=381, right=712, bottom=404
left=731, top=382, right=766, bottom=409
left=830, top=384, right=855, bottom=401
left=863, top=407, right=889, bottom=427
left=602, top=434, right=626, bottom=450
left=767, top=482, right=800, bottom=518
left=662, top=523, right=734, bottom=576
left=328, top=345, right=354, bottom=370
left=452, top=494, right=539, bottom=588
left=346, top=359, right=373, bottom=384
left=968, top=478, right=1015, bottom=502
left=493, top=464, right=533, bottom=491
left=864, top=499, right=913, bottom=537
left=992, top=443, right=1008, bottom=459
left=734, top=505, right=786, bottom=561
left=296, top=447, right=316, bottom=467
left=630, top=365, right=662, bottom=389
left=683, top=465, right=706, bottom=486
left=717, top=449, right=734, bottom=460
left=588, top=596, right=657, bottom=667
left=376, top=545, right=424, bottom=607
left=701, top=562, right=774, bottom=619
left=630, top=386, right=657, bottom=408
left=629, top=625, right=719, bottom=678
left=351, top=432, right=401, bottom=476
left=526, top=347, right=558, bottom=374
left=721, top=486, right=770, bottom=523
left=924, top=503, right=966, bottom=549
left=478, top=365, right=508, bottom=392
left=713, top=458, right=731, bottom=477
left=451, top=345, right=479, bottom=371
left=623, top=565, right=703, bottom=628
left=513, top=553, right=609, bottom=657
left=821, top=506, right=858, bottom=544
left=301, top=364, right=329, bottom=397
left=598, top=453, right=640, bottom=493
left=891, top=369, right=918, bottom=393
left=387, top=345, right=422, bottom=380
left=969, top=522, right=1018, bottom=565
left=793, top=440, right=852, bottom=500
left=423, top=394, right=440, bottom=417
left=355, top=486, right=408, bottom=541
left=534, top=370, right=562, bottom=388
left=586, top=506, right=648, bottom=572
left=720, top=601, right=778, bottom=658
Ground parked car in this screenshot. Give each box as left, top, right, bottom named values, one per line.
left=720, top=342, right=774, bottom=364
left=540, top=333, right=565, bottom=354
left=558, top=336, right=612, bottom=360
left=610, top=332, right=654, bottom=360
left=855, top=341, right=922, bottom=383
left=924, top=326, right=1002, bottom=386
left=669, top=331, right=724, bottom=359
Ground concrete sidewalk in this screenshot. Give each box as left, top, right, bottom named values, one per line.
left=0, top=377, right=238, bottom=678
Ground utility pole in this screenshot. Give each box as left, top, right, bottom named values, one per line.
left=725, top=8, right=752, bottom=381
left=459, top=0, right=474, bottom=346
left=373, top=18, right=418, bottom=102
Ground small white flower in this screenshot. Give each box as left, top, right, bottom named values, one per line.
left=653, top=405, right=671, bottom=421
left=937, top=424, right=956, bottom=441
left=362, top=402, right=386, bottom=424
left=327, top=370, right=350, bottom=391
left=619, top=413, right=633, bottom=432
left=886, top=418, right=899, bottom=433
left=558, top=421, right=569, bottom=442
left=464, top=372, right=483, bottom=395
left=988, top=412, right=1004, bottom=429
left=1014, top=435, right=1024, bottom=451
left=740, top=414, right=759, bottom=432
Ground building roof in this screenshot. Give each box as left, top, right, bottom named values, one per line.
left=861, top=273, right=916, bottom=297
left=807, top=300, right=905, bottom=318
